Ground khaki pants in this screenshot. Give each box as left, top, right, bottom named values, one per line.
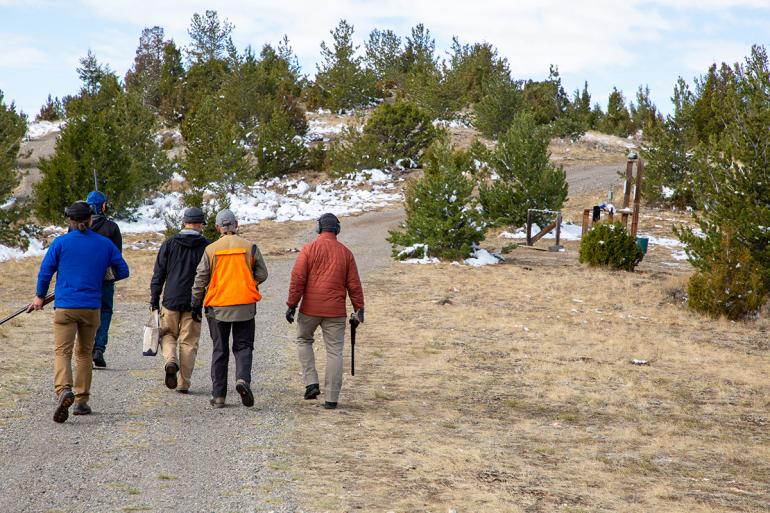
left=160, top=307, right=202, bottom=391
left=296, top=313, right=346, bottom=403
left=53, top=308, right=100, bottom=405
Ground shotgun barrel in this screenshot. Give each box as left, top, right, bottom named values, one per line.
left=0, top=293, right=55, bottom=326
left=349, top=314, right=358, bottom=376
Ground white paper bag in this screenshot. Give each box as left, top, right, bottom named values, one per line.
left=142, top=311, right=160, bottom=356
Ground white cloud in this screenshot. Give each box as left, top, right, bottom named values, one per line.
left=0, top=35, right=48, bottom=68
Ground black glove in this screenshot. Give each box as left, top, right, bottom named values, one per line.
left=191, top=304, right=203, bottom=323
left=150, top=299, right=159, bottom=311
left=286, top=305, right=297, bottom=324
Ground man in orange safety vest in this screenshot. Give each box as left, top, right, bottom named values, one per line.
left=191, top=209, right=268, bottom=408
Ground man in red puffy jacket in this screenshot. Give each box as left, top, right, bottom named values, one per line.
left=286, top=213, right=364, bottom=409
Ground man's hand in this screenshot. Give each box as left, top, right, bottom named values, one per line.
left=27, top=296, right=45, bottom=313
left=285, top=305, right=297, bottom=324
left=354, top=307, right=364, bottom=324
left=150, top=299, right=159, bottom=311
left=191, top=304, right=203, bottom=323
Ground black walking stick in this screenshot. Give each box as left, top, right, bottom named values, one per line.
left=0, top=293, right=55, bottom=326
left=349, top=312, right=359, bottom=376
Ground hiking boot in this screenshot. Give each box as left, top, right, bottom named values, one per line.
left=73, top=403, right=92, bottom=415
left=164, top=362, right=179, bottom=389
left=235, top=379, right=254, bottom=407
left=92, top=349, right=106, bottom=368
left=53, top=389, right=75, bottom=423
left=323, top=401, right=338, bottom=410
left=304, top=383, right=320, bottom=400
left=209, top=396, right=225, bottom=408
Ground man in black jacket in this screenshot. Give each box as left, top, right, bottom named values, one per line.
left=86, top=191, right=122, bottom=368
left=150, top=207, right=209, bottom=393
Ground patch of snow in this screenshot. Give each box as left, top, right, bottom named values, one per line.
left=640, top=234, right=684, bottom=249
left=170, top=172, right=186, bottom=182
left=661, top=186, right=675, bottom=199
left=432, top=118, right=471, bottom=129
left=0, top=238, right=47, bottom=263
left=672, top=250, right=689, bottom=261
left=464, top=248, right=502, bottom=267
left=115, top=170, right=403, bottom=233
left=1, top=197, right=16, bottom=210
left=26, top=120, right=65, bottom=140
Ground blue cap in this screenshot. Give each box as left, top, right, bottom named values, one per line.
left=86, top=191, right=107, bottom=212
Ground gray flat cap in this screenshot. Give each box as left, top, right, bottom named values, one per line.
left=215, top=209, right=237, bottom=227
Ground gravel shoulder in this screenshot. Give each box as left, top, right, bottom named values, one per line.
left=0, top=209, right=401, bottom=513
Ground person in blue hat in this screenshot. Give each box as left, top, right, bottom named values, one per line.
left=85, top=191, right=122, bottom=368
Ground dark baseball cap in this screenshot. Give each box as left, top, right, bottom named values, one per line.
left=182, top=207, right=206, bottom=224
left=65, top=201, right=92, bottom=222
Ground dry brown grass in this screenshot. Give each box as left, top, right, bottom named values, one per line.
left=288, top=247, right=769, bottom=512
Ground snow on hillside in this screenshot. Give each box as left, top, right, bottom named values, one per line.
left=25, top=120, right=65, bottom=140
left=0, top=239, right=47, bottom=263
left=116, top=169, right=403, bottom=234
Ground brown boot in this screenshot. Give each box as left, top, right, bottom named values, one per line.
left=53, top=389, right=75, bottom=423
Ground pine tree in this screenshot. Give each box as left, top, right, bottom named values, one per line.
left=36, top=94, right=64, bottom=121
left=35, top=64, right=170, bottom=222
left=186, top=10, right=234, bottom=65
left=473, top=76, right=522, bottom=138
left=125, top=26, right=167, bottom=112
left=0, top=91, right=26, bottom=201
left=676, top=45, right=770, bottom=318
left=388, top=138, right=486, bottom=259
left=641, top=78, right=697, bottom=207
left=599, top=87, right=633, bottom=136
left=630, top=84, right=663, bottom=134
left=400, top=24, right=451, bottom=118
left=479, top=111, right=568, bottom=227
left=313, top=19, right=376, bottom=111
left=365, top=29, right=403, bottom=87
left=181, top=94, right=251, bottom=197
left=77, top=50, right=111, bottom=96
left=443, top=39, right=511, bottom=106
left=158, top=40, right=185, bottom=122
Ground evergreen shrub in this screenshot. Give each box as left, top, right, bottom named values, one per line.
left=579, top=222, right=643, bottom=271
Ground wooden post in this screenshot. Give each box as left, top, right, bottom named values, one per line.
left=582, top=208, right=591, bottom=236
left=526, top=209, right=533, bottom=246
left=631, top=159, right=644, bottom=237
left=621, top=159, right=634, bottom=229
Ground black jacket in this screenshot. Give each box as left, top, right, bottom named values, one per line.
left=91, top=215, right=122, bottom=253
left=150, top=231, right=209, bottom=311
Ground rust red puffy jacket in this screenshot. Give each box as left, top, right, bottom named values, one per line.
left=287, top=232, right=364, bottom=318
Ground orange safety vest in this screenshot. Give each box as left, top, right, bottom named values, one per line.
left=204, top=247, right=262, bottom=307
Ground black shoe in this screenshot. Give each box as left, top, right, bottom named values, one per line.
left=92, top=349, right=106, bottom=368
left=323, top=401, right=337, bottom=410
left=210, top=396, right=225, bottom=408
left=304, top=383, right=320, bottom=400
left=236, top=379, right=254, bottom=407
left=164, top=362, right=179, bottom=389
left=53, top=389, right=75, bottom=423
left=73, top=403, right=92, bottom=415
left=176, top=389, right=189, bottom=394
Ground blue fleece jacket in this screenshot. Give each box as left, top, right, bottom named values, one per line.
left=36, top=229, right=130, bottom=309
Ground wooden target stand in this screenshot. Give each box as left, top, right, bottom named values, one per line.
left=582, top=155, right=644, bottom=237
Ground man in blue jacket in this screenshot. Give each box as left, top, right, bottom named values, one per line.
left=30, top=201, right=129, bottom=423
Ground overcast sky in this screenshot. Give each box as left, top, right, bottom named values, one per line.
left=1, top=0, right=769, bottom=118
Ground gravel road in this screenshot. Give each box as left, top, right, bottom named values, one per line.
left=563, top=162, right=625, bottom=195
left=0, top=209, right=402, bottom=513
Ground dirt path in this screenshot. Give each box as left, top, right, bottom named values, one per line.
left=563, top=162, right=624, bottom=195
left=0, top=209, right=402, bottom=513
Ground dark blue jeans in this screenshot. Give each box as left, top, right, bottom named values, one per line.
left=93, top=281, right=114, bottom=352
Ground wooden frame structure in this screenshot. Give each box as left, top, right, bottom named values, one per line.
left=526, top=209, right=563, bottom=252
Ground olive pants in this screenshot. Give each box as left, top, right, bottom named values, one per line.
left=296, top=313, right=346, bottom=403
left=53, top=308, right=100, bottom=405
left=160, top=307, right=202, bottom=391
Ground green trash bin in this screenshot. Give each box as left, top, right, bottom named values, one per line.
left=636, top=236, right=649, bottom=254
